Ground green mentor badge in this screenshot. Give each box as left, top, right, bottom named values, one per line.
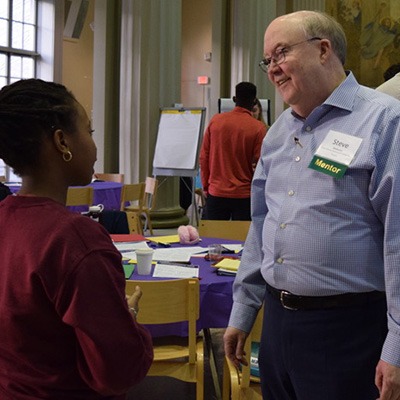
left=308, top=156, right=347, bottom=178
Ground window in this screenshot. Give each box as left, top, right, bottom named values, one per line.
left=0, top=0, right=38, bottom=181
left=0, top=0, right=38, bottom=89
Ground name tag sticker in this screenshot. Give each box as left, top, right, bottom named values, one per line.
left=308, top=130, right=362, bottom=179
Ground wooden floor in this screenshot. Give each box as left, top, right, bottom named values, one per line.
left=126, top=328, right=226, bottom=400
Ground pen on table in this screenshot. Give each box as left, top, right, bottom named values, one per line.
left=221, top=246, right=235, bottom=254
left=157, top=260, right=192, bottom=265
left=148, top=241, right=171, bottom=248
left=158, top=262, right=198, bottom=268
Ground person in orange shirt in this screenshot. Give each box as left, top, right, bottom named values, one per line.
left=200, top=82, right=267, bottom=220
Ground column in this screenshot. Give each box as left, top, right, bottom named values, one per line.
left=119, top=0, right=189, bottom=228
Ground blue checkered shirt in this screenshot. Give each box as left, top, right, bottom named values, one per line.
left=229, top=72, right=400, bottom=367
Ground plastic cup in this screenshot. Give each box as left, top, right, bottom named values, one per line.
left=135, top=248, right=154, bottom=275
left=89, top=204, right=104, bottom=213
left=208, top=244, right=222, bottom=261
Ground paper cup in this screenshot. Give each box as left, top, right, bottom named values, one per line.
left=135, top=248, right=154, bottom=275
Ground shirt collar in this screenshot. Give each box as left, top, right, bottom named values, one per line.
left=233, top=106, right=252, bottom=115
left=323, top=70, right=359, bottom=112
left=290, top=71, right=358, bottom=120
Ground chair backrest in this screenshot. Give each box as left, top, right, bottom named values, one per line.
left=126, top=278, right=199, bottom=362
left=94, top=173, right=124, bottom=183
left=144, top=177, right=158, bottom=210
left=125, top=211, right=143, bottom=234
left=66, top=187, right=94, bottom=207
left=120, top=183, right=145, bottom=211
left=218, top=98, right=271, bottom=126
left=198, top=220, right=251, bottom=241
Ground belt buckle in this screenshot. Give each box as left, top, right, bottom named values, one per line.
left=280, top=290, right=298, bottom=310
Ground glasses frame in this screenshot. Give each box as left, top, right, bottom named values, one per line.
left=259, top=37, right=322, bottom=73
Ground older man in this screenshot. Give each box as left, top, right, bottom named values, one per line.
left=224, top=10, right=400, bottom=400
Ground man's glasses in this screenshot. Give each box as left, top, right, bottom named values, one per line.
left=259, top=37, right=322, bottom=73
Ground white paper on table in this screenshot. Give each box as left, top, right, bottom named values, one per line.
left=121, top=246, right=204, bottom=263
left=152, top=246, right=205, bottom=263
left=153, top=263, right=199, bottom=278
left=114, top=241, right=149, bottom=252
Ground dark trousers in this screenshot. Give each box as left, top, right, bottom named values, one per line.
left=203, top=194, right=251, bottom=220
left=259, top=288, right=387, bottom=400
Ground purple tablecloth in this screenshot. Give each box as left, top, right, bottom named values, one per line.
left=6, top=181, right=123, bottom=212
left=131, top=237, right=239, bottom=337
left=69, top=181, right=123, bottom=212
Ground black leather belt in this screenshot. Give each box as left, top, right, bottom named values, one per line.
left=266, top=283, right=385, bottom=311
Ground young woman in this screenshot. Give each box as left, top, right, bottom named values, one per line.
left=251, top=98, right=268, bottom=128
left=0, top=79, right=153, bottom=399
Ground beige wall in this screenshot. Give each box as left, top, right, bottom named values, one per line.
left=62, top=0, right=94, bottom=119
left=181, top=0, right=212, bottom=111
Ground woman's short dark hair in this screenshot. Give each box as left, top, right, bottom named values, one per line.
left=0, top=79, right=78, bottom=176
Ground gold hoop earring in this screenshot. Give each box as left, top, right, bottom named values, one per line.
left=63, top=151, right=73, bottom=162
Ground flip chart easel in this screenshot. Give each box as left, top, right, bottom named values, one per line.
left=152, top=107, right=206, bottom=224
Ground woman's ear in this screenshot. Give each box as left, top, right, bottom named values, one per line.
left=52, top=129, right=70, bottom=153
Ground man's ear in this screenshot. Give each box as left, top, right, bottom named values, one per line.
left=232, top=96, right=237, bottom=103
left=319, top=38, right=331, bottom=63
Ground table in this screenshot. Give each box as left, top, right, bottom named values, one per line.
left=130, top=236, right=239, bottom=400
left=129, top=236, right=238, bottom=336
left=67, top=181, right=123, bottom=212
left=5, top=181, right=123, bottom=212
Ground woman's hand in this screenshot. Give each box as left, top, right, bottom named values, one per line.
left=126, top=285, right=142, bottom=318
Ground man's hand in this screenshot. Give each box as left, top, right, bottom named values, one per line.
left=223, top=326, right=249, bottom=368
left=375, top=359, right=400, bottom=399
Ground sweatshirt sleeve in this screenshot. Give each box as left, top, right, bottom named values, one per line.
left=58, top=249, right=153, bottom=396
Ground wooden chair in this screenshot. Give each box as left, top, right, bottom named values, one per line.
left=123, top=177, right=158, bottom=235
left=125, top=211, right=143, bottom=235
left=66, top=187, right=94, bottom=207
left=93, top=172, right=124, bottom=183
left=120, top=183, right=145, bottom=212
left=222, top=306, right=264, bottom=400
left=198, top=220, right=251, bottom=241
left=126, top=279, right=204, bottom=399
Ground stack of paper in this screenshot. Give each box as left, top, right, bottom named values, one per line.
left=212, top=258, right=241, bottom=276
left=153, top=263, right=199, bottom=279
left=147, top=235, right=180, bottom=245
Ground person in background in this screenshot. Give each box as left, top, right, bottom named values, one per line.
left=224, top=10, right=400, bottom=400
left=251, top=98, right=268, bottom=128
left=376, top=63, right=400, bottom=100
left=200, top=82, right=267, bottom=221
left=0, top=79, right=153, bottom=399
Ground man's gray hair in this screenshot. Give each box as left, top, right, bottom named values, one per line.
left=300, top=11, right=347, bottom=65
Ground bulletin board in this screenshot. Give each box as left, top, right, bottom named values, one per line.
left=152, top=107, right=206, bottom=177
